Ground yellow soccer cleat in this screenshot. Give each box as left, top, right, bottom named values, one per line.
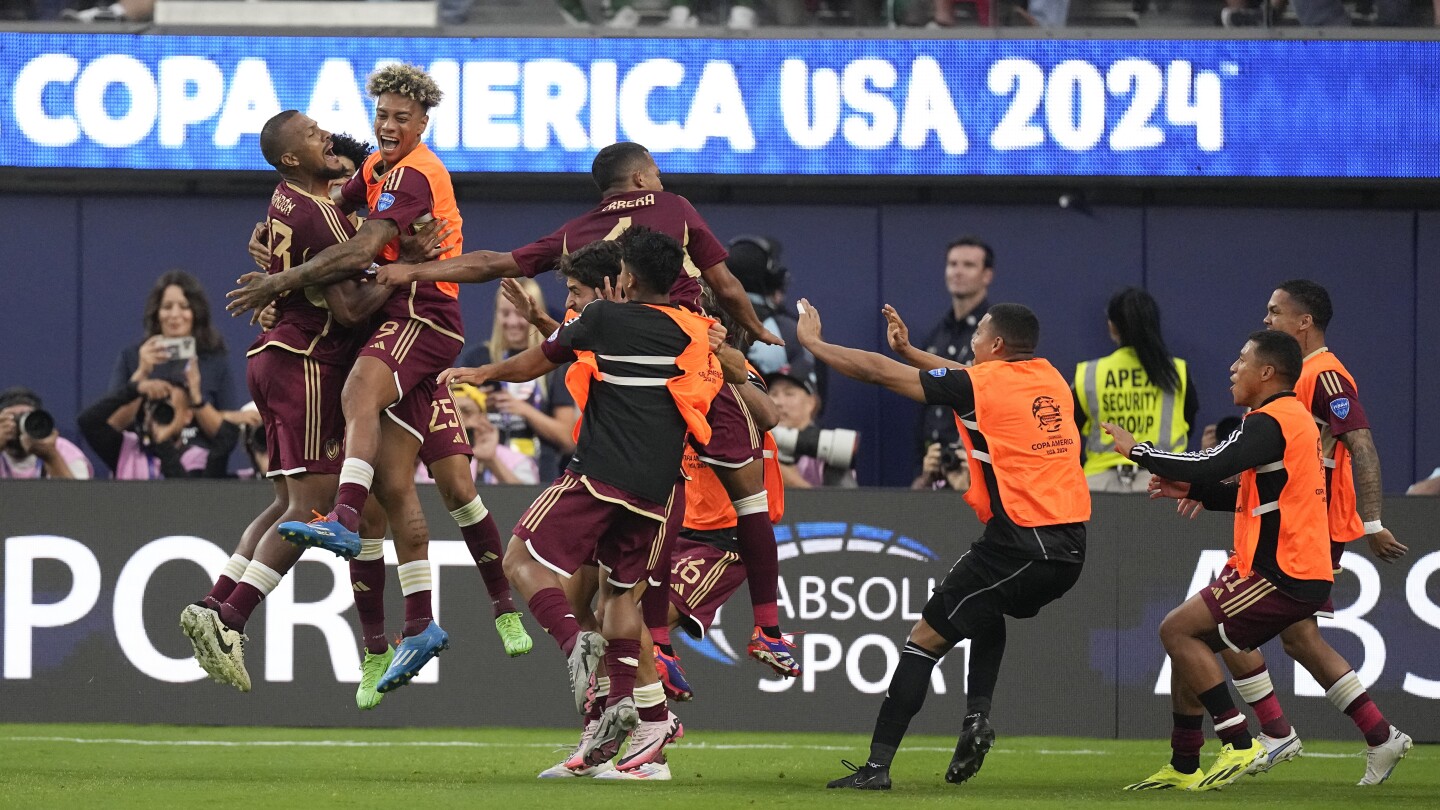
left=355, top=646, right=394, bottom=710
left=1192, top=742, right=1264, bottom=791
left=1124, top=763, right=1207, bottom=791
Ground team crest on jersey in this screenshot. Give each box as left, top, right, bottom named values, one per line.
left=928, top=368, right=947, bottom=377
left=325, top=439, right=340, bottom=460
left=376, top=192, right=395, bottom=212
left=1330, top=397, right=1351, bottom=420
left=1032, top=396, right=1064, bottom=433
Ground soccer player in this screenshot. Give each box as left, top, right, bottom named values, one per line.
left=226, top=65, right=527, bottom=690
left=181, top=110, right=393, bottom=691
left=1107, top=330, right=1340, bottom=792
left=1210, top=280, right=1410, bottom=783
left=795, top=301, right=1090, bottom=791
left=494, top=227, right=724, bottom=769
left=402, top=142, right=800, bottom=679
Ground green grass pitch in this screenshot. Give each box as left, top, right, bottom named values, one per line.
left=0, top=724, right=1432, bottom=809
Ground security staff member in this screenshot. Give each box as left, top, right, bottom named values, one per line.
left=1074, top=287, right=1197, bottom=493
left=798, top=300, right=1089, bottom=792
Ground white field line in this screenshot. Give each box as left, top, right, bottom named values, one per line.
left=0, top=736, right=1365, bottom=758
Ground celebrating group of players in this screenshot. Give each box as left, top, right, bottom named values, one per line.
left=177, top=62, right=1412, bottom=788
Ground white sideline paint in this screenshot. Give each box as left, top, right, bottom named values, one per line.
left=0, top=736, right=1364, bottom=758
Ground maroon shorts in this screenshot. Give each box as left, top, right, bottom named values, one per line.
left=691, top=384, right=762, bottom=468
left=646, top=479, right=687, bottom=587
left=358, top=318, right=463, bottom=404
left=669, top=530, right=746, bottom=639
left=247, top=348, right=346, bottom=476
left=1200, top=565, right=1325, bottom=653
left=383, top=376, right=471, bottom=467
left=514, top=471, right=675, bottom=588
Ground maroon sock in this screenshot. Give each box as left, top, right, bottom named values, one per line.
left=604, top=638, right=641, bottom=705
left=218, top=583, right=263, bottom=632
left=203, top=576, right=238, bottom=611
left=1344, top=693, right=1391, bottom=747
left=527, top=587, right=581, bottom=655
left=638, top=701, right=668, bottom=722
left=735, top=510, right=780, bottom=627
left=349, top=558, right=388, bottom=654
left=332, top=484, right=368, bottom=533
left=1170, top=713, right=1205, bottom=773
left=402, top=590, right=433, bottom=637
left=460, top=515, right=515, bottom=617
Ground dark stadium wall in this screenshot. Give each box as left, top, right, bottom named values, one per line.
left=2, top=193, right=1431, bottom=489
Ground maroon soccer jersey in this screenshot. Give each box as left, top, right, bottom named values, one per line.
left=1308, top=367, right=1370, bottom=437
left=510, top=190, right=728, bottom=308
left=249, top=182, right=362, bottom=367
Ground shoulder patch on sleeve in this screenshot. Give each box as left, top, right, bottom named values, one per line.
left=928, top=368, right=948, bottom=377
left=1330, top=397, right=1351, bottom=420
left=376, top=192, right=395, bottom=212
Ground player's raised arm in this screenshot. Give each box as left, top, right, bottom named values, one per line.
left=226, top=218, right=398, bottom=316
left=378, top=250, right=523, bottom=287
left=795, top=298, right=925, bottom=403
left=699, top=260, right=784, bottom=347
left=884, top=304, right=967, bottom=372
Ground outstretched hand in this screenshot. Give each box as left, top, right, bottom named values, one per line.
left=502, top=277, right=540, bottom=324
left=1101, top=422, right=1139, bottom=457
left=397, top=218, right=455, bottom=263
left=439, top=366, right=494, bottom=387
left=376, top=263, right=414, bottom=287
left=794, top=298, right=823, bottom=347
left=882, top=304, right=912, bottom=355
left=226, top=272, right=276, bottom=318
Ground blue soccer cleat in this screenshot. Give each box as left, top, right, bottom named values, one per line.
left=654, top=645, right=694, bottom=701
left=377, top=622, right=449, bottom=693
left=279, top=511, right=361, bottom=560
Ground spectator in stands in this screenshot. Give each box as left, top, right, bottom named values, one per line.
left=457, top=279, right=577, bottom=480
left=111, top=270, right=234, bottom=412
left=605, top=0, right=759, bottom=28
left=915, top=236, right=992, bottom=463
left=0, top=387, right=92, bottom=479
left=910, top=440, right=969, bottom=492
left=1073, top=287, right=1198, bottom=493
left=78, top=358, right=239, bottom=479
left=60, top=0, right=151, bottom=22
left=767, top=358, right=858, bottom=488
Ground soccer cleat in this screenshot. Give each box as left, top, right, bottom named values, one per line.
left=946, top=712, right=996, bottom=784
left=538, top=720, right=615, bottom=778
left=826, top=759, right=892, bottom=790
left=188, top=607, right=251, bottom=692
left=495, top=612, right=533, bottom=658
left=613, top=710, right=684, bottom=772
left=376, top=622, right=449, bottom=693
left=1358, top=726, right=1412, bottom=786
left=355, top=646, right=394, bottom=710
left=594, top=758, right=672, bottom=780
left=654, top=646, right=694, bottom=701
left=580, top=696, right=639, bottom=767
left=747, top=626, right=801, bottom=678
left=278, top=511, right=360, bottom=560
left=567, top=631, right=606, bottom=714
left=1192, top=742, right=1263, bottom=791
left=179, top=604, right=226, bottom=684
left=1247, top=727, right=1303, bottom=775
left=1123, top=764, right=1207, bottom=791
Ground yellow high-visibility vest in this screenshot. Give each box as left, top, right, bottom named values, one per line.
left=1074, top=347, right=1188, bottom=476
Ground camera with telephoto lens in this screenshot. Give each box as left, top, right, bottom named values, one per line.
left=771, top=425, right=859, bottom=470
left=939, top=442, right=967, bottom=473
left=146, top=400, right=176, bottom=427
left=16, top=408, right=55, bottom=440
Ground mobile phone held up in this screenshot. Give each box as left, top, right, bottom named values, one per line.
left=156, top=336, right=196, bottom=362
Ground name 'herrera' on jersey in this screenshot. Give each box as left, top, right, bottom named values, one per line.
left=600, top=194, right=656, bottom=213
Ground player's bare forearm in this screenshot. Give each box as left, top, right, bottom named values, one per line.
left=324, top=280, right=391, bottom=328
left=703, top=264, right=780, bottom=344
left=1340, top=428, right=1384, bottom=520
left=531, top=310, right=561, bottom=338
left=736, top=381, right=779, bottom=432
left=807, top=340, right=925, bottom=403
left=279, top=221, right=396, bottom=293
left=489, top=345, right=560, bottom=383
left=896, top=343, right=965, bottom=372
left=409, top=251, right=522, bottom=285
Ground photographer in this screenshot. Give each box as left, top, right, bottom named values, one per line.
left=110, top=270, right=234, bottom=411
left=911, top=441, right=970, bottom=492
left=766, top=358, right=858, bottom=489
left=0, top=387, right=93, bottom=479
left=78, top=358, right=239, bottom=479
